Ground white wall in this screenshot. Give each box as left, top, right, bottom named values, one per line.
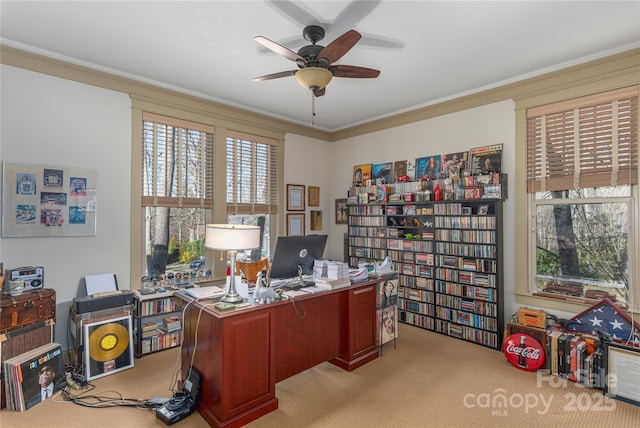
left=1, top=65, right=132, bottom=342
left=283, top=133, right=334, bottom=239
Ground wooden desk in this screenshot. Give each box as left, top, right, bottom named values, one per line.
left=176, top=279, right=380, bottom=428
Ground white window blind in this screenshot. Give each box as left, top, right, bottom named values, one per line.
left=142, top=112, right=214, bottom=208
left=526, top=86, right=638, bottom=193
left=226, top=130, right=278, bottom=214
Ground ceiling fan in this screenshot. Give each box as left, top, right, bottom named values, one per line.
left=253, top=24, right=380, bottom=97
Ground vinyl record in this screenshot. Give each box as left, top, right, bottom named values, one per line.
left=88, top=322, right=129, bottom=362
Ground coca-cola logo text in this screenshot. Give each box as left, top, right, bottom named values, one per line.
left=505, top=343, right=541, bottom=360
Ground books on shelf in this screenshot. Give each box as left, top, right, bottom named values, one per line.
left=162, top=316, right=181, bottom=331
left=3, top=342, right=64, bottom=411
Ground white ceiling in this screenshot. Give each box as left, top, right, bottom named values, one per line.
left=1, top=1, right=639, bottom=131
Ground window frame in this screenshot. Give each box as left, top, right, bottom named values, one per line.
left=225, top=131, right=280, bottom=259
left=130, top=97, right=286, bottom=288
left=515, top=83, right=639, bottom=313
left=140, top=112, right=214, bottom=279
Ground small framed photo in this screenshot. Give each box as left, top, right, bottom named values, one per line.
left=464, top=185, right=482, bottom=200
left=335, top=198, right=348, bottom=225
left=308, top=186, right=320, bottom=207
left=310, top=210, right=322, bottom=230
left=461, top=207, right=472, bottom=216
left=287, top=213, right=305, bottom=236
left=287, top=184, right=305, bottom=211
left=478, top=204, right=489, bottom=215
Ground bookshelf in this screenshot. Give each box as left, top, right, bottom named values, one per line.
left=347, top=203, right=387, bottom=267
left=346, top=176, right=505, bottom=350
left=133, top=290, right=183, bottom=357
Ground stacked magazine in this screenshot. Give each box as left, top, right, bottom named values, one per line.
left=3, top=342, right=64, bottom=411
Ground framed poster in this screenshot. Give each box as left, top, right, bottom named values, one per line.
left=287, top=213, right=305, bottom=236
left=310, top=210, right=322, bottom=230
left=308, top=186, right=320, bottom=207
left=2, top=161, right=97, bottom=237
left=287, top=184, right=305, bottom=211
left=335, top=198, right=348, bottom=224
left=604, top=342, right=640, bottom=406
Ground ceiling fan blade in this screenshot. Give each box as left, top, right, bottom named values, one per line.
left=253, top=70, right=297, bottom=82
left=254, top=36, right=306, bottom=63
left=332, top=1, right=381, bottom=35
left=359, top=34, right=406, bottom=50
left=332, top=65, right=380, bottom=78
left=317, top=30, right=361, bottom=64
left=313, top=87, right=326, bottom=97
left=265, top=0, right=320, bottom=28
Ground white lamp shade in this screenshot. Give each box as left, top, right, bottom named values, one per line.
left=205, top=224, right=261, bottom=251
left=295, top=67, right=333, bottom=90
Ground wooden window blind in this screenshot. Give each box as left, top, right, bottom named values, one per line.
left=226, top=131, right=279, bottom=215
left=142, top=112, right=214, bottom=208
left=526, top=86, right=638, bottom=193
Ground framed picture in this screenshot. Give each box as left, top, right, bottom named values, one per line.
left=287, top=184, right=305, bottom=211
left=353, top=164, right=372, bottom=185
left=308, top=186, right=320, bottom=207
left=2, top=161, right=97, bottom=237
left=603, top=341, right=640, bottom=406
left=287, top=213, right=305, bottom=236
left=335, top=198, right=348, bottom=224
left=464, top=186, right=482, bottom=200
left=461, top=207, right=472, bottom=216
left=310, top=210, right=322, bottom=230
left=478, top=204, right=489, bottom=215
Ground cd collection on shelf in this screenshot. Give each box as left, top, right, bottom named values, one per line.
left=347, top=195, right=504, bottom=350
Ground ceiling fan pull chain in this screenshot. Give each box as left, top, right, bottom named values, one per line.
left=311, top=94, right=316, bottom=125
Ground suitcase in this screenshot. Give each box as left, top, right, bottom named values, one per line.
left=1, top=288, right=56, bottom=334
left=0, top=320, right=55, bottom=409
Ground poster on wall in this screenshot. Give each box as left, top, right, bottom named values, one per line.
left=2, top=161, right=97, bottom=237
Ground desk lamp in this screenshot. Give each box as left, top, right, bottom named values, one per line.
left=205, top=224, right=260, bottom=303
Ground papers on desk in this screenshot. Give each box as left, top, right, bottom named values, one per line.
left=281, top=289, right=308, bottom=297
left=299, top=286, right=327, bottom=294
left=349, top=267, right=369, bottom=283
left=184, top=286, right=225, bottom=299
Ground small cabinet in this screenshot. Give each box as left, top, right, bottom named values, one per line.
left=133, top=290, right=182, bottom=357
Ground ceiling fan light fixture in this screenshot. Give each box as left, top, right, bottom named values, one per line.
left=295, top=67, right=332, bottom=91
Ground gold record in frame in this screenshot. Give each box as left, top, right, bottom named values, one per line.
left=83, top=314, right=134, bottom=381
left=88, top=322, right=129, bottom=362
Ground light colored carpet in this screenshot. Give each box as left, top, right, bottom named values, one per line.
left=2, top=323, right=638, bottom=427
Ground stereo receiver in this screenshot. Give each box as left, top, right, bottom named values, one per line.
left=6, top=266, right=44, bottom=291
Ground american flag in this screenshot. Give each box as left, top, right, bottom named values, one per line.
left=570, top=297, right=640, bottom=346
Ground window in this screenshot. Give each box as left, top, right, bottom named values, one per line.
left=226, top=131, right=279, bottom=259
left=142, top=112, right=214, bottom=279
left=526, top=87, right=638, bottom=309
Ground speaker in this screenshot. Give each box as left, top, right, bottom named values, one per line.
left=82, top=315, right=134, bottom=381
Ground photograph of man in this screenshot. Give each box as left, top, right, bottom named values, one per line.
left=26, top=364, right=58, bottom=409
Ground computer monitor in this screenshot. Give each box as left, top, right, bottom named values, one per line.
left=269, top=234, right=328, bottom=280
